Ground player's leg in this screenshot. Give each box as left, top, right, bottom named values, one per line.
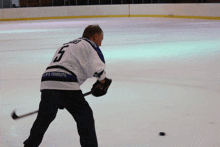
left=63, top=90, right=98, bottom=147
left=23, top=90, right=59, bottom=147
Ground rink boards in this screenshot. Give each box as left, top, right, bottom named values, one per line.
left=0, top=4, right=220, bottom=21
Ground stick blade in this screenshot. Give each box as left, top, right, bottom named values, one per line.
left=11, top=110, right=19, bottom=120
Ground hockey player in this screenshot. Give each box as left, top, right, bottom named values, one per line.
left=23, top=25, right=112, bottom=147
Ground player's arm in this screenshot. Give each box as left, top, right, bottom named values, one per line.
left=87, top=45, right=106, bottom=80
left=88, top=46, right=112, bottom=97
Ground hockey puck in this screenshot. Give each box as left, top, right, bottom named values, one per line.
left=159, top=132, right=166, bottom=136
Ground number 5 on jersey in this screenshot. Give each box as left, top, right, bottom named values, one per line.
left=53, top=45, right=69, bottom=63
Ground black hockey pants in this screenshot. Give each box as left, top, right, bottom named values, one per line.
left=23, top=90, right=98, bottom=147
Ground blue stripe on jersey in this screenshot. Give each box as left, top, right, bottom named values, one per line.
left=41, top=72, right=78, bottom=82
left=80, top=37, right=105, bottom=63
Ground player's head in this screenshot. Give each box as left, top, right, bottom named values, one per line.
left=83, top=25, right=103, bottom=46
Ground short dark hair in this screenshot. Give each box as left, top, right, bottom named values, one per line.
left=82, top=25, right=103, bottom=38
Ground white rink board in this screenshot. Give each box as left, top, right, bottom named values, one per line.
left=68, top=5, right=129, bottom=16
left=0, top=5, right=129, bottom=19
left=1, top=4, right=220, bottom=20
left=130, top=3, right=220, bottom=17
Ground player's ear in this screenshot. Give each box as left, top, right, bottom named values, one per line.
left=91, top=33, right=97, bottom=40
left=94, top=33, right=100, bottom=40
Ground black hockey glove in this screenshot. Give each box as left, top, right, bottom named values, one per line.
left=91, top=78, right=112, bottom=97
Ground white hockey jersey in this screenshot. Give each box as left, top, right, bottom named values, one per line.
left=40, top=37, right=106, bottom=91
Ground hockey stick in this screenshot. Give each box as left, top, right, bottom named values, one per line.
left=11, top=91, right=92, bottom=120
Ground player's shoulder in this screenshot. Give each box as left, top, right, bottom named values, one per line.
left=63, top=38, right=83, bottom=45
left=63, top=37, right=93, bottom=46
left=79, top=37, right=98, bottom=48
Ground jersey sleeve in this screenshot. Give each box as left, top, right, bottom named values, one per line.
left=89, top=48, right=106, bottom=81
left=75, top=39, right=106, bottom=81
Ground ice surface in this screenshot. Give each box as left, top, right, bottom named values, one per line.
left=0, top=17, right=220, bottom=147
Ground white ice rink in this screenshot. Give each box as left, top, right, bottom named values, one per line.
left=1, top=17, right=220, bottom=147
